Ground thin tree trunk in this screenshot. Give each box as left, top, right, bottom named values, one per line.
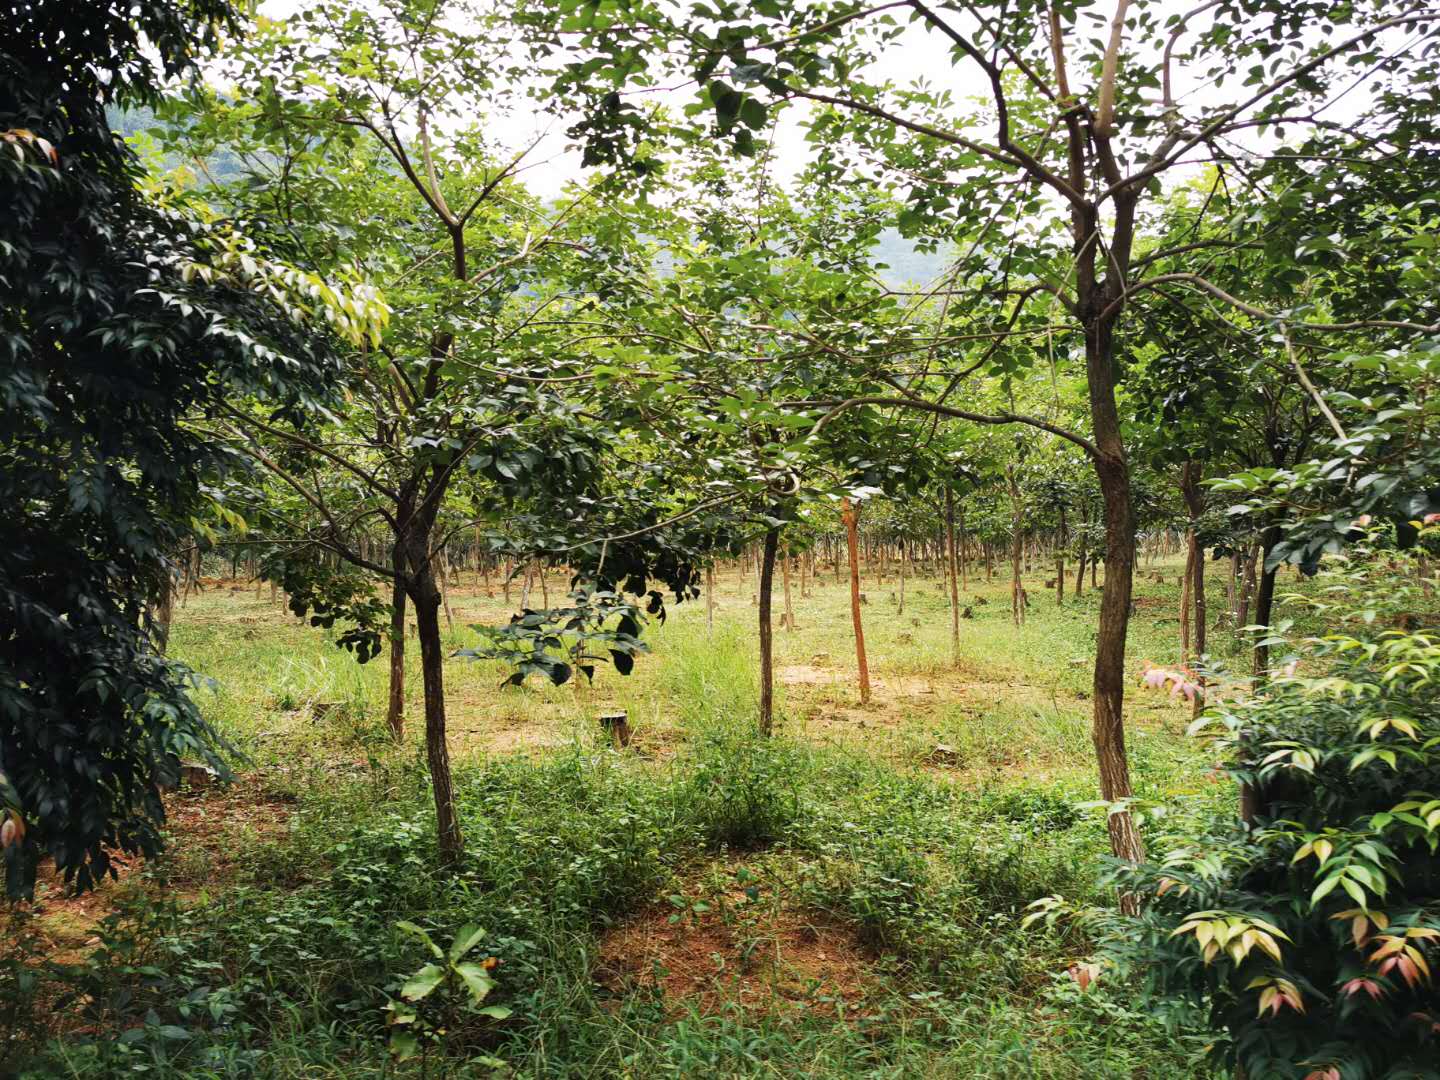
left=1179, top=538, right=1194, bottom=664
left=783, top=550, right=794, bottom=624
left=153, top=564, right=175, bottom=655
left=946, top=487, right=960, bottom=662
left=1007, top=467, right=1025, bottom=627
left=1220, top=551, right=1238, bottom=630
left=412, top=581, right=462, bottom=868
left=1253, top=527, right=1282, bottom=678
left=1237, top=544, right=1259, bottom=629
left=439, top=548, right=455, bottom=634
left=842, top=499, right=870, bottom=705
left=758, top=527, right=779, bottom=736
left=387, top=551, right=407, bottom=741
left=706, top=564, right=716, bottom=632
left=898, top=540, right=906, bottom=615
left=1056, top=506, right=1067, bottom=606
left=1075, top=549, right=1086, bottom=597
left=958, top=509, right=967, bottom=593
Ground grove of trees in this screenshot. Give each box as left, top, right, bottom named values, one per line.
left=4, top=0, right=1440, bottom=1076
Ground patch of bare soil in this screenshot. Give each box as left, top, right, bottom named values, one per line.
left=21, top=779, right=297, bottom=963
left=596, top=900, right=877, bottom=1018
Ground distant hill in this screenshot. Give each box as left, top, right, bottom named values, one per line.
left=871, top=229, right=951, bottom=287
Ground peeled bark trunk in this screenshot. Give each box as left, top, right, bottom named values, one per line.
left=387, top=568, right=407, bottom=742
left=758, top=527, right=779, bottom=736
left=412, top=581, right=462, bottom=868
left=841, top=499, right=871, bottom=705
left=439, top=549, right=455, bottom=634
left=945, top=487, right=960, bottom=662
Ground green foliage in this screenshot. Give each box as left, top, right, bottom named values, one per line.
left=457, top=589, right=650, bottom=687
left=1035, top=544, right=1440, bottom=1078
left=385, top=921, right=510, bottom=1065
left=0, top=0, right=367, bottom=896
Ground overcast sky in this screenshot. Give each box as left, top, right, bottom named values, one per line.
left=250, top=0, right=1384, bottom=202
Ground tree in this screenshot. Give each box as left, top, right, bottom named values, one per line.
left=0, top=0, right=380, bottom=896
left=529, top=0, right=1440, bottom=869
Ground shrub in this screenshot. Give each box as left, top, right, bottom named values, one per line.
left=1033, top=545, right=1440, bottom=1079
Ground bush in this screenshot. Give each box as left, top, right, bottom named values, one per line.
left=1035, top=545, right=1440, bottom=1079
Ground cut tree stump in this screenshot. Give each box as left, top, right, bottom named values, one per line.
left=599, top=711, right=632, bottom=749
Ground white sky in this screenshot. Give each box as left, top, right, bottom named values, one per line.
left=249, top=0, right=1383, bottom=202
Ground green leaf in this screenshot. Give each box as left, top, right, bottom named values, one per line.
left=453, top=961, right=496, bottom=1002
left=400, top=963, right=446, bottom=1001
left=395, top=921, right=443, bottom=959
left=449, top=923, right=486, bottom=963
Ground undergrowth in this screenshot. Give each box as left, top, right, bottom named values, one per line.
left=6, top=733, right=1212, bottom=1078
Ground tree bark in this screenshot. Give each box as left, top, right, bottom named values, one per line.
left=1180, top=462, right=1207, bottom=716
left=1084, top=306, right=1144, bottom=873
left=842, top=499, right=871, bottom=705
left=1056, top=506, right=1067, bottom=606
left=412, top=578, right=462, bottom=868
left=898, top=540, right=906, bottom=615
left=758, top=527, right=779, bottom=736
left=781, top=548, right=796, bottom=630
left=946, top=486, right=960, bottom=662
left=387, top=560, right=407, bottom=742
left=1006, top=466, right=1025, bottom=628
left=1253, top=527, right=1282, bottom=678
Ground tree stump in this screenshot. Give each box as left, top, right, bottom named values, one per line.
left=599, top=711, right=632, bottom=749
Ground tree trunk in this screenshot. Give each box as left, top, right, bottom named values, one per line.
left=1085, top=309, right=1144, bottom=873
left=439, top=548, right=455, bottom=634
left=1179, top=538, right=1194, bottom=664
left=898, top=540, right=906, bottom=615
left=1253, top=527, right=1282, bottom=678
left=1056, top=506, right=1067, bottom=606
left=412, top=580, right=462, bottom=868
left=153, top=564, right=175, bottom=655
left=958, top=509, right=967, bottom=593
left=1220, top=551, right=1238, bottom=631
left=1237, top=543, right=1259, bottom=630
left=706, top=564, right=716, bottom=632
left=1006, top=466, right=1025, bottom=628
left=841, top=499, right=870, bottom=705
left=758, top=527, right=779, bottom=736
left=387, top=559, right=407, bottom=741
left=1179, top=462, right=1207, bottom=718
left=946, top=486, right=960, bottom=662
left=781, top=549, right=796, bottom=630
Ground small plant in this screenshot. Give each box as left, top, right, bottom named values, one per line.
left=384, top=921, right=510, bottom=1066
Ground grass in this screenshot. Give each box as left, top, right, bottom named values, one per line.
left=3, top=555, right=1249, bottom=1078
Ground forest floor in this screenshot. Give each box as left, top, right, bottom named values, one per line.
left=6, top=555, right=1267, bottom=1078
